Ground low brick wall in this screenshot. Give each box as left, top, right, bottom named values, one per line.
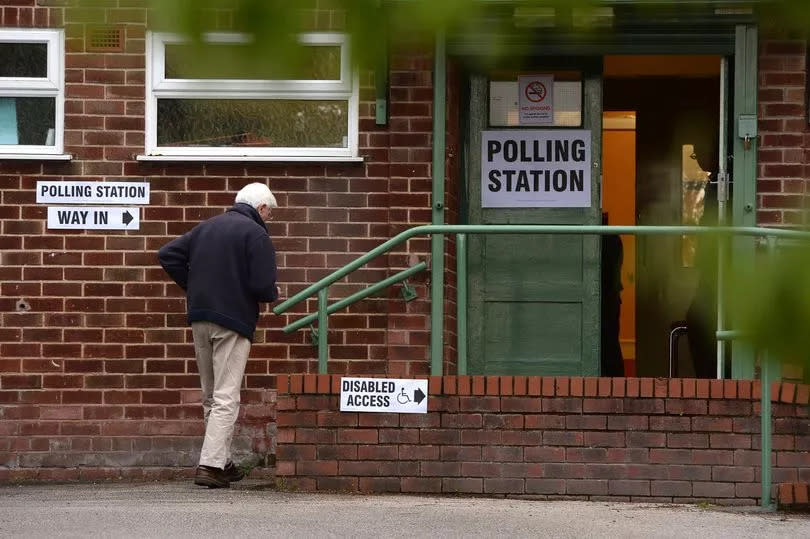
left=0, top=389, right=277, bottom=482
left=276, top=375, right=810, bottom=504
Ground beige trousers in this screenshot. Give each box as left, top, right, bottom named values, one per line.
left=191, top=321, right=251, bottom=469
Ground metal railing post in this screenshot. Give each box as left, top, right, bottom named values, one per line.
left=456, top=234, right=467, bottom=375
left=318, top=287, right=329, bottom=374
left=760, top=235, right=776, bottom=510
left=430, top=29, right=447, bottom=377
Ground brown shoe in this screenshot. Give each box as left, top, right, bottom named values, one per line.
left=194, top=465, right=230, bottom=488
left=224, top=461, right=245, bottom=483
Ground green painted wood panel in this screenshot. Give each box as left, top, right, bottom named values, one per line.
left=466, top=69, right=602, bottom=376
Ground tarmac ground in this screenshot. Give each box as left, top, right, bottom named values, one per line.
left=1, top=480, right=809, bottom=538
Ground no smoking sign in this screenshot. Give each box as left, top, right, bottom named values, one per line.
left=524, top=80, right=547, bottom=102
left=519, top=74, right=554, bottom=125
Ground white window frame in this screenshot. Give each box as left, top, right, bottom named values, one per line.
left=143, top=31, right=360, bottom=161
left=0, top=28, right=67, bottom=159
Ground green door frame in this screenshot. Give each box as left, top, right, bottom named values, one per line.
left=730, top=24, right=765, bottom=380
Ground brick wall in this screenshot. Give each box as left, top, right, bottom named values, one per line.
left=276, top=375, right=810, bottom=504
left=0, top=1, right=450, bottom=477
left=1, top=2, right=809, bottom=483
left=757, top=38, right=809, bottom=227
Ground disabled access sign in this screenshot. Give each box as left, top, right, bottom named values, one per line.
left=340, top=377, right=428, bottom=414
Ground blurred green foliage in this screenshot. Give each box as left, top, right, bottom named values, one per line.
left=729, top=239, right=810, bottom=367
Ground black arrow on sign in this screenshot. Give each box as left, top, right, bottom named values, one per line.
left=122, top=210, right=133, bottom=226
left=413, top=387, right=426, bottom=404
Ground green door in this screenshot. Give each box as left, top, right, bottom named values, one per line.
left=466, top=66, right=602, bottom=375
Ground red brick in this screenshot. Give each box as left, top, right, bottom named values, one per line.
left=640, top=379, right=654, bottom=397
left=443, top=375, right=457, bottom=395
left=542, top=377, right=555, bottom=396
left=570, top=377, right=584, bottom=397
left=472, top=376, right=485, bottom=395
left=626, top=378, right=640, bottom=397
left=485, top=376, right=499, bottom=396
left=781, top=382, right=796, bottom=403
left=696, top=379, right=710, bottom=398
left=442, top=478, right=482, bottom=493
left=612, top=378, right=625, bottom=398
left=303, top=375, right=317, bottom=394
left=457, top=376, right=471, bottom=395
left=500, top=376, right=514, bottom=396
left=779, top=483, right=795, bottom=506
left=513, top=376, right=527, bottom=396
left=794, top=483, right=809, bottom=504
left=584, top=377, right=598, bottom=396
left=710, top=379, right=724, bottom=399
left=500, top=397, right=541, bottom=413
left=527, top=376, right=541, bottom=396
left=668, top=379, right=681, bottom=398
left=738, top=380, right=752, bottom=400
left=596, top=377, right=610, bottom=397
left=796, top=384, right=810, bottom=405
left=290, top=375, right=303, bottom=394
left=401, top=477, right=441, bottom=493
left=298, top=460, right=338, bottom=476
left=567, top=480, right=608, bottom=495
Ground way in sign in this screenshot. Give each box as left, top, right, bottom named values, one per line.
left=47, top=206, right=140, bottom=230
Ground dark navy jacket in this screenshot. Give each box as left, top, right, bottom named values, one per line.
left=158, top=203, right=278, bottom=340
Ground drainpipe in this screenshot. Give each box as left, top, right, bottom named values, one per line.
left=430, top=29, right=446, bottom=376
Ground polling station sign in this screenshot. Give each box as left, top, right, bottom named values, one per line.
left=340, top=377, right=428, bottom=414
left=481, top=130, right=591, bottom=208
left=37, top=180, right=150, bottom=204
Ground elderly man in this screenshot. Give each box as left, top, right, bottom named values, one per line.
left=158, top=182, right=279, bottom=488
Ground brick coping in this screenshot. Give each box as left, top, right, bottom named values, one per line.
left=276, top=374, right=810, bottom=404
left=779, top=483, right=810, bottom=508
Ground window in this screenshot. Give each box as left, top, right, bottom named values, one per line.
left=0, top=29, right=66, bottom=158
left=144, top=32, right=359, bottom=161
left=489, top=72, right=583, bottom=128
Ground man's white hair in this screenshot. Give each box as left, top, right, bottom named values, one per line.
left=235, top=183, right=277, bottom=209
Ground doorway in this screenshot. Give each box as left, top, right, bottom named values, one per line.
left=461, top=47, right=744, bottom=377
left=602, top=55, right=724, bottom=378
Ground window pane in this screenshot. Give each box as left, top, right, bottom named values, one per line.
left=489, top=80, right=582, bottom=127
left=164, top=43, right=341, bottom=80
left=0, top=97, right=55, bottom=145
left=0, top=42, right=48, bottom=77
left=157, top=99, right=348, bottom=148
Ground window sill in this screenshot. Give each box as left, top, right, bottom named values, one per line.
left=136, top=154, right=365, bottom=163
left=0, top=153, right=73, bottom=161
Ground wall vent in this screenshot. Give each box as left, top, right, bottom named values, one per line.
left=86, top=25, right=124, bottom=52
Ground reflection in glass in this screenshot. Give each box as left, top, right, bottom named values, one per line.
left=0, top=97, right=55, bottom=145
left=0, top=42, right=48, bottom=77
left=164, top=43, right=341, bottom=80
left=156, top=99, right=348, bottom=148
left=681, top=144, right=710, bottom=267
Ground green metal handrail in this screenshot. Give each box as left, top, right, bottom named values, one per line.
left=273, top=224, right=807, bottom=315
left=283, top=262, right=427, bottom=373
left=274, top=223, right=810, bottom=510
left=283, top=262, right=427, bottom=334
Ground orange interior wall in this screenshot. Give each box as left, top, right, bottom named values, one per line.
left=602, top=115, right=636, bottom=372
